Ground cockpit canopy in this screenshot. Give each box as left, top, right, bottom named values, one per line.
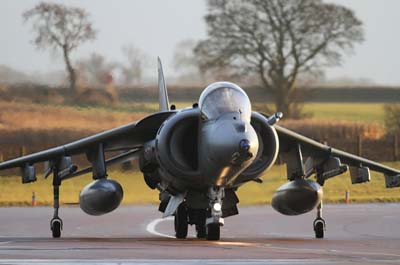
left=198, top=82, right=252, bottom=121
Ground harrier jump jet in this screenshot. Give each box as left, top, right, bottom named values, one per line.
left=0, top=59, right=399, bottom=240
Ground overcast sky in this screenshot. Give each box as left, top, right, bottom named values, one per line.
left=1, top=0, right=400, bottom=85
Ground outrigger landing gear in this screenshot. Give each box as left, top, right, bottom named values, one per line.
left=313, top=201, right=326, bottom=239
left=206, top=186, right=224, bottom=241
left=50, top=167, right=63, bottom=238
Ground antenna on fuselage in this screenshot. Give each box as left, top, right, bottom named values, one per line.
left=157, top=57, right=170, bottom=112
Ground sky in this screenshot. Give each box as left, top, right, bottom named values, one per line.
left=1, top=0, right=400, bottom=85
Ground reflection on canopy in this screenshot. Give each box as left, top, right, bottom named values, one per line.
left=199, top=82, right=251, bottom=121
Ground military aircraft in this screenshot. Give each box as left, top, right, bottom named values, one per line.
left=0, top=58, right=399, bottom=241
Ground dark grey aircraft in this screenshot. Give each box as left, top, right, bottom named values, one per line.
left=0, top=59, right=399, bottom=241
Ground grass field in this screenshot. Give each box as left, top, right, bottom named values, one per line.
left=252, top=103, right=386, bottom=124
left=87, top=101, right=387, bottom=124
left=1, top=162, right=399, bottom=206
left=0, top=101, right=387, bottom=131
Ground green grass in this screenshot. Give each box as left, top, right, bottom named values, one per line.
left=302, top=103, right=385, bottom=124
left=1, top=162, right=399, bottom=206
left=252, top=103, right=386, bottom=124
left=0, top=170, right=159, bottom=206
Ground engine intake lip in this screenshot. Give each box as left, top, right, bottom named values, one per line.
left=155, top=108, right=202, bottom=179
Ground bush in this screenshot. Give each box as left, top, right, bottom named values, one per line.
left=384, top=104, right=400, bottom=135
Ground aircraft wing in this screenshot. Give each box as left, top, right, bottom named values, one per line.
left=274, top=124, right=400, bottom=188
left=0, top=111, right=174, bottom=171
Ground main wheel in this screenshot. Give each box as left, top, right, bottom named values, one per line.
left=174, top=204, right=188, bottom=239
left=196, top=224, right=207, bottom=239
left=206, top=223, right=220, bottom=241
left=314, top=219, right=325, bottom=239
left=51, top=218, right=62, bottom=238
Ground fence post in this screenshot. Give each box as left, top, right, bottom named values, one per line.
left=357, top=135, right=362, bottom=157
left=394, top=134, right=399, bottom=161
left=20, top=146, right=26, bottom=156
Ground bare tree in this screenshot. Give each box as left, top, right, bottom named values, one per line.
left=120, top=44, right=148, bottom=86
left=195, top=0, right=364, bottom=118
left=174, top=40, right=199, bottom=74
left=23, top=2, right=96, bottom=93
left=77, top=53, right=116, bottom=87
left=174, top=39, right=240, bottom=85
left=173, top=39, right=205, bottom=85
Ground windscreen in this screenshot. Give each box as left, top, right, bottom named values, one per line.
left=199, top=82, right=251, bottom=121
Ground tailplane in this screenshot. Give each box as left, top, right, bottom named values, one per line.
left=157, top=57, right=170, bottom=111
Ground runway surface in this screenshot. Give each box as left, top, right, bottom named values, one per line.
left=0, top=204, right=399, bottom=264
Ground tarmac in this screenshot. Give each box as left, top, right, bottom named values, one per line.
left=0, top=204, right=399, bottom=264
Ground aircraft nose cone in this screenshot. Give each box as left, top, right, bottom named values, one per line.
left=235, top=123, right=246, bottom=133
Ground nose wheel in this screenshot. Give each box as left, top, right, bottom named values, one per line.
left=313, top=202, right=326, bottom=239
left=206, top=223, right=220, bottom=240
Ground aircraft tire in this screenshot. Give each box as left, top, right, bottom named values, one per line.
left=51, top=219, right=62, bottom=238
left=196, top=224, right=206, bottom=239
left=314, top=220, right=325, bottom=239
left=206, top=223, right=220, bottom=241
left=174, top=204, right=188, bottom=239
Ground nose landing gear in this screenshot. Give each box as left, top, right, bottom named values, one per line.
left=205, top=186, right=224, bottom=241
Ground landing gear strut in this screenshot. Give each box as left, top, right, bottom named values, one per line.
left=313, top=201, right=326, bottom=239
left=51, top=167, right=63, bottom=238
left=174, top=203, right=188, bottom=239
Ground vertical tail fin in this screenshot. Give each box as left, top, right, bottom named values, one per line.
left=157, top=57, right=170, bottom=111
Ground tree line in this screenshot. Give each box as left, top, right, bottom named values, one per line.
left=23, top=0, right=400, bottom=137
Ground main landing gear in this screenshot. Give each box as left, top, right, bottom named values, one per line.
left=173, top=186, right=224, bottom=240
left=313, top=201, right=326, bottom=239
left=174, top=204, right=208, bottom=239
left=174, top=203, right=188, bottom=239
